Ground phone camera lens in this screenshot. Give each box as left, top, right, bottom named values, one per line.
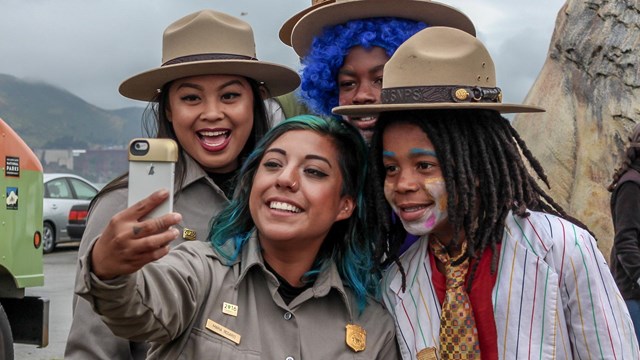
left=134, top=142, right=148, bottom=151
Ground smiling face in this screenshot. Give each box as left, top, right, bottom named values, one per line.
left=338, top=46, right=389, bottom=142
left=166, top=74, right=254, bottom=173
left=249, top=130, right=354, bottom=255
left=382, top=122, right=451, bottom=238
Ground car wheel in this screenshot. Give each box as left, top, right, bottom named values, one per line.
left=0, top=303, right=14, bottom=360
left=42, top=222, right=56, bottom=254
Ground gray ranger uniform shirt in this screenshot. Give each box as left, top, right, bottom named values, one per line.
left=65, top=154, right=229, bottom=359
left=76, top=236, right=400, bottom=360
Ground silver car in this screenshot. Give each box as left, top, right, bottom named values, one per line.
left=43, top=173, right=99, bottom=253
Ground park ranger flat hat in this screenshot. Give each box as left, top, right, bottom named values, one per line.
left=120, top=9, right=300, bottom=101
left=286, top=0, right=476, bottom=57
left=332, top=26, right=545, bottom=115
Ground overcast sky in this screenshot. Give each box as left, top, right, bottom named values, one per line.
left=0, top=0, right=565, bottom=110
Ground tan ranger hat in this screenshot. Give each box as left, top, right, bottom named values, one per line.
left=333, top=26, right=544, bottom=115
left=120, top=9, right=300, bottom=101
left=286, top=0, right=476, bottom=57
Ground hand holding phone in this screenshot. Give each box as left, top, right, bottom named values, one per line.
left=127, top=138, right=178, bottom=220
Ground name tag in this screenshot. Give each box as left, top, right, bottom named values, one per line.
left=206, top=319, right=241, bottom=345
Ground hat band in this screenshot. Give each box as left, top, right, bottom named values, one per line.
left=381, top=85, right=503, bottom=104
left=162, top=53, right=257, bottom=66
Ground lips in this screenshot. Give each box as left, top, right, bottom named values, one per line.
left=397, top=203, right=430, bottom=222
left=348, top=116, right=377, bottom=131
left=197, top=129, right=231, bottom=152
left=266, top=198, right=304, bottom=216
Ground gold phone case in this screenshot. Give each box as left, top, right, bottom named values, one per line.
left=127, top=138, right=178, bottom=219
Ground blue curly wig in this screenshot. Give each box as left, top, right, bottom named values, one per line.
left=299, top=17, right=427, bottom=117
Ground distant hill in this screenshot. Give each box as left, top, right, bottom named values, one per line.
left=0, top=73, right=145, bottom=149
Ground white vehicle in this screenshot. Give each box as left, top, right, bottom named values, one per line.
left=42, top=173, right=99, bottom=253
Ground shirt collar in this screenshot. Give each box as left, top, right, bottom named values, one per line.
left=234, top=232, right=353, bottom=315
left=179, top=152, right=228, bottom=198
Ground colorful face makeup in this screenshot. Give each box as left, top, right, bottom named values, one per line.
left=382, top=122, right=452, bottom=238
left=385, top=177, right=448, bottom=236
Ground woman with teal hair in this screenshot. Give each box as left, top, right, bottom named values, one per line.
left=75, top=115, right=400, bottom=359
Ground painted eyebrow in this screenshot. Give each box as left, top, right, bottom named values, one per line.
left=264, top=148, right=333, bottom=168
left=382, top=150, right=395, bottom=157
left=410, top=148, right=437, bottom=157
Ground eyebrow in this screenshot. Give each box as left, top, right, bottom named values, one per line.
left=382, top=150, right=395, bottom=157
left=409, top=148, right=437, bottom=157
left=175, top=79, right=246, bottom=92
left=338, top=64, right=385, bottom=77
left=265, top=148, right=333, bottom=168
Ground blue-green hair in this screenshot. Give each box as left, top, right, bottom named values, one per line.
left=209, top=115, right=376, bottom=311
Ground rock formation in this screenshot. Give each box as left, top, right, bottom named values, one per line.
left=512, top=0, right=640, bottom=258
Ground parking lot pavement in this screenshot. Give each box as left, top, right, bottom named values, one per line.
left=14, top=243, right=78, bottom=360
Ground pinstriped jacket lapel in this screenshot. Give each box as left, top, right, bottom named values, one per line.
left=384, top=236, right=441, bottom=358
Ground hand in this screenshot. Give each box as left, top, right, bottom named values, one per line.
left=91, top=189, right=182, bottom=280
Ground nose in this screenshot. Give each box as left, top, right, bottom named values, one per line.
left=352, top=83, right=378, bottom=105
left=395, top=169, right=419, bottom=193
left=200, top=99, right=224, bottom=121
left=275, top=166, right=299, bottom=192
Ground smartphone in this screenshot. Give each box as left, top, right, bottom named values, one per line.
left=127, top=138, right=178, bottom=220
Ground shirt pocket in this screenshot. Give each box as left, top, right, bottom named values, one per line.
left=178, top=327, right=261, bottom=359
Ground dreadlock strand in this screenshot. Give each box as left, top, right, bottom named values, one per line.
left=426, top=118, right=466, bottom=251
left=507, top=121, right=551, bottom=189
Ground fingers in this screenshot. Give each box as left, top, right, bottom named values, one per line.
left=90, top=191, right=183, bottom=280
left=129, top=213, right=182, bottom=239
left=126, top=226, right=179, bottom=256
left=127, top=189, right=172, bottom=221
left=92, top=226, right=179, bottom=280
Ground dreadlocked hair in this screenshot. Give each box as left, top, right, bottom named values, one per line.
left=370, top=109, right=593, bottom=292
left=608, top=123, right=640, bottom=192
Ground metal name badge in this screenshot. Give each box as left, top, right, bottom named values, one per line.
left=345, top=324, right=366, bottom=352
left=206, top=319, right=241, bottom=345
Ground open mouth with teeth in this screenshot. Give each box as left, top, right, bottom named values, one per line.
left=397, top=203, right=431, bottom=222
left=347, top=116, right=377, bottom=135
left=400, top=205, right=428, bottom=212
left=197, top=129, right=231, bottom=151
left=269, top=201, right=302, bottom=213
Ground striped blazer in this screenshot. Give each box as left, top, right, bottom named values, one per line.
left=382, top=210, right=640, bottom=359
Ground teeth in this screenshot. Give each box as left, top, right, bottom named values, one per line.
left=352, top=116, right=376, bottom=122
left=269, top=201, right=302, bottom=213
left=403, top=205, right=426, bottom=212
left=199, top=130, right=228, bottom=137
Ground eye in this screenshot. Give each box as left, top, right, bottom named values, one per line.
left=180, top=94, right=201, bottom=102
left=417, top=162, right=435, bottom=171
left=384, top=164, right=399, bottom=175
left=338, top=80, right=356, bottom=91
left=221, top=92, right=241, bottom=101
left=304, top=168, right=328, bottom=178
left=373, top=77, right=383, bottom=87
left=262, top=160, right=281, bottom=169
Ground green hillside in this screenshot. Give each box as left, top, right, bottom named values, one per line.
left=0, top=73, right=144, bottom=149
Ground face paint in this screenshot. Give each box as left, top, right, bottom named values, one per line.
left=387, top=177, right=448, bottom=236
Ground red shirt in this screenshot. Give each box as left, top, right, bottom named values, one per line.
left=430, top=244, right=501, bottom=360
